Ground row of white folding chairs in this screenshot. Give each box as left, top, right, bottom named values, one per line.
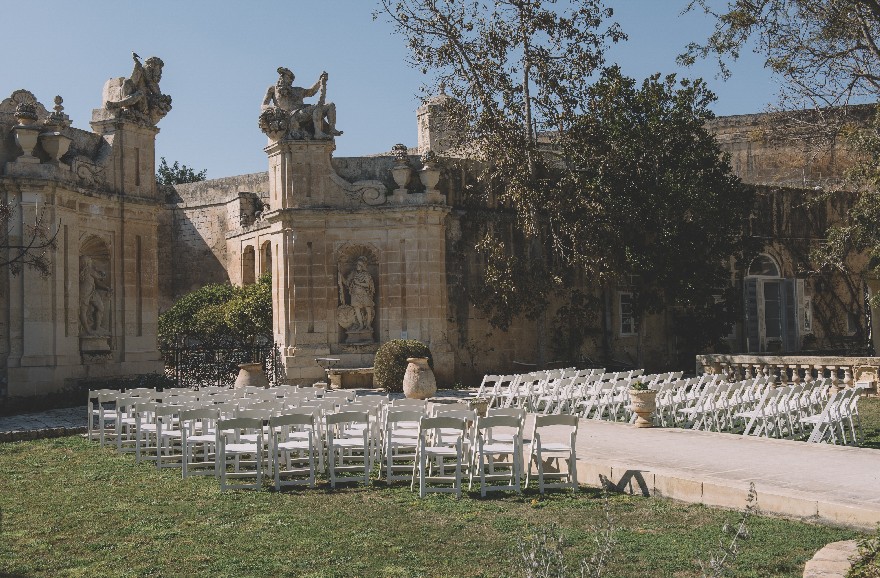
left=802, top=386, right=865, bottom=445
left=474, top=368, right=653, bottom=415
left=89, top=389, right=579, bottom=495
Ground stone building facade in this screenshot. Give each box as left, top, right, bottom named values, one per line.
left=3, top=57, right=874, bottom=395
left=0, top=55, right=170, bottom=397
left=164, top=71, right=875, bottom=385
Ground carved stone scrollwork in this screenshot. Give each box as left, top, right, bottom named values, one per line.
left=330, top=173, right=387, bottom=206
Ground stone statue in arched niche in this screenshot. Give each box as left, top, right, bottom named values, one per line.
left=336, top=245, right=378, bottom=344
left=79, top=237, right=111, bottom=340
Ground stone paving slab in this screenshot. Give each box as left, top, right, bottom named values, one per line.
left=535, top=418, right=880, bottom=530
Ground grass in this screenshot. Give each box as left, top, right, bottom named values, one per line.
left=0, top=436, right=864, bottom=578
left=859, top=396, right=880, bottom=450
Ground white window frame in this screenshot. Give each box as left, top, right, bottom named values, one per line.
left=619, top=292, right=636, bottom=336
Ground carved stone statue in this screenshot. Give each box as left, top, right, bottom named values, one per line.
left=259, top=66, right=342, bottom=140
left=79, top=256, right=110, bottom=336
left=337, top=255, right=375, bottom=343
left=104, top=53, right=172, bottom=126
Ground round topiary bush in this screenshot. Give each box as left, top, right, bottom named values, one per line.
left=373, top=339, right=434, bottom=393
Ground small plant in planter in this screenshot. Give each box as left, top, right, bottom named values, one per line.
left=630, top=380, right=648, bottom=391
left=628, top=380, right=656, bottom=428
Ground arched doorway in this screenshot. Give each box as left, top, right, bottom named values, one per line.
left=744, top=254, right=799, bottom=353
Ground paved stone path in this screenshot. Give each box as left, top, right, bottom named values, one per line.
left=539, top=418, right=880, bottom=530
left=2, top=399, right=879, bottom=529
left=0, top=406, right=85, bottom=441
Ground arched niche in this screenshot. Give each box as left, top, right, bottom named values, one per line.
left=260, top=240, right=272, bottom=277
left=335, top=243, right=379, bottom=344
left=79, top=236, right=111, bottom=339
left=242, top=245, right=256, bottom=285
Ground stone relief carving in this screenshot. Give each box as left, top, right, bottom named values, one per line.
left=104, top=53, right=172, bottom=126
left=329, top=173, right=386, bottom=206
left=259, top=66, right=343, bottom=140
left=79, top=255, right=110, bottom=337
left=0, top=90, right=49, bottom=124
left=336, top=246, right=378, bottom=344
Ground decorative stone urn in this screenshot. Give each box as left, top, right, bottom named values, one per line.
left=629, top=388, right=657, bottom=428
left=403, top=357, right=437, bottom=400
left=13, top=125, right=41, bottom=161
left=40, top=132, right=72, bottom=163
left=234, top=362, right=270, bottom=389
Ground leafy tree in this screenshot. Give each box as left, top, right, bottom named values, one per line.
left=377, top=0, right=624, bottom=362
left=156, top=157, right=207, bottom=186
left=379, top=1, right=753, bottom=365
left=159, top=274, right=272, bottom=355
left=680, top=0, right=880, bottom=110
left=682, top=1, right=880, bottom=312
left=0, top=201, right=57, bottom=277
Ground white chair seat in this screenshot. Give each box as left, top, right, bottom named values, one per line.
left=225, top=442, right=259, bottom=454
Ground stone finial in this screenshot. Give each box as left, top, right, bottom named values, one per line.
left=44, top=95, right=71, bottom=130
left=392, top=143, right=409, bottom=164
left=14, top=101, right=38, bottom=126
left=420, top=149, right=438, bottom=167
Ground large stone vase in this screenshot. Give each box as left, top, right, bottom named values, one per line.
left=402, top=357, right=437, bottom=400
left=234, top=362, right=270, bottom=389
left=629, top=389, right=657, bottom=428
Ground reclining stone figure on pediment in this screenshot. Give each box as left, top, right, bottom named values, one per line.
left=259, top=66, right=343, bottom=141
left=104, top=52, right=172, bottom=126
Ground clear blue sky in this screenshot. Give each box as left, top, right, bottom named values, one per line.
left=1, top=0, right=776, bottom=180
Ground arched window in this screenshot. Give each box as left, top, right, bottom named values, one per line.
left=260, top=241, right=272, bottom=277
left=242, top=245, right=256, bottom=286
left=748, top=254, right=780, bottom=277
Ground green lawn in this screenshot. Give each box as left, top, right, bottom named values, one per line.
left=860, top=396, right=880, bottom=450
left=0, top=436, right=863, bottom=578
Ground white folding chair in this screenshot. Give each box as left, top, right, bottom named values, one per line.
left=470, top=415, right=523, bottom=496
left=382, top=409, right=424, bottom=484
left=216, top=417, right=265, bottom=491
left=412, top=416, right=469, bottom=498
left=269, top=412, right=318, bottom=489
left=326, top=411, right=371, bottom=488
left=526, top=414, right=579, bottom=493
left=180, top=407, right=220, bottom=478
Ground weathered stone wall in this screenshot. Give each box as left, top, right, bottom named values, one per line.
left=706, top=106, right=871, bottom=188
left=1, top=88, right=165, bottom=396
left=165, top=173, right=269, bottom=305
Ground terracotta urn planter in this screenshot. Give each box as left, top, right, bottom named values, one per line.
left=403, top=357, right=437, bottom=399
left=629, top=388, right=657, bottom=428
left=234, top=362, right=270, bottom=389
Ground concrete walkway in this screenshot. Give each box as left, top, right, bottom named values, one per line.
left=2, top=403, right=879, bottom=529
left=551, top=418, right=880, bottom=530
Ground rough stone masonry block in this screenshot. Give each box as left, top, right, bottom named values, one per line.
left=701, top=481, right=751, bottom=510
left=653, top=473, right=702, bottom=503
left=576, top=460, right=614, bottom=490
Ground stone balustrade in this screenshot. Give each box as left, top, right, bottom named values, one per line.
left=695, top=354, right=880, bottom=392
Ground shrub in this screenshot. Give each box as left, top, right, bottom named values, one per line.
left=373, top=339, right=433, bottom=392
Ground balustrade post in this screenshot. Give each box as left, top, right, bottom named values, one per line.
left=802, top=364, right=814, bottom=386
left=789, top=364, right=800, bottom=385
left=844, top=366, right=854, bottom=389
left=743, top=364, right=752, bottom=380
left=828, top=366, right=840, bottom=394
